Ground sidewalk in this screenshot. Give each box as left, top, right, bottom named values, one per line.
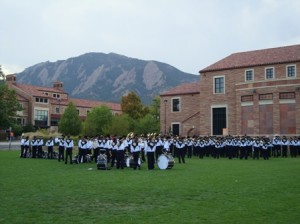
left=0, top=141, right=20, bottom=150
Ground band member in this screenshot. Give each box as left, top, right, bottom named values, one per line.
left=139, top=135, right=147, bottom=162
left=105, top=135, right=112, bottom=163
left=79, top=136, right=88, bottom=163
left=64, top=136, right=74, bottom=164
left=45, top=137, right=54, bottom=159
left=176, top=137, right=186, bottom=164
left=281, top=136, right=289, bottom=158
left=20, top=135, right=25, bottom=158
left=253, top=137, right=261, bottom=160
left=131, top=137, right=141, bottom=170
left=31, top=136, right=38, bottom=158
left=93, top=135, right=100, bottom=163
left=37, top=136, right=44, bottom=158
left=163, top=136, right=171, bottom=154
left=186, top=137, right=193, bottom=158
left=116, top=137, right=126, bottom=169
left=23, top=136, right=30, bottom=157
left=155, top=135, right=164, bottom=160
left=58, top=135, right=65, bottom=162
left=110, top=137, right=118, bottom=168
left=146, top=137, right=157, bottom=170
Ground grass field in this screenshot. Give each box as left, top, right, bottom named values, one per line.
left=1, top=150, right=300, bottom=224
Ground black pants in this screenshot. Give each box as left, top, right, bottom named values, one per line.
left=93, top=148, right=100, bottom=162
left=177, top=149, right=185, bottom=164
left=58, top=146, right=64, bottom=162
left=37, top=146, right=43, bottom=158
left=65, top=148, right=73, bottom=164
left=48, top=146, right=53, bottom=159
left=23, top=146, right=29, bottom=157
left=187, top=146, right=192, bottom=158
left=32, top=146, right=37, bottom=158
left=20, top=145, right=25, bottom=158
left=132, top=151, right=140, bottom=170
left=111, top=150, right=117, bottom=167
left=147, top=152, right=155, bottom=170
left=156, top=146, right=163, bottom=160
left=116, top=150, right=124, bottom=169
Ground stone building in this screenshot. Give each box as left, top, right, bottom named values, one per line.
left=6, top=74, right=121, bottom=129
left=160, top=44, right=300, bottom=136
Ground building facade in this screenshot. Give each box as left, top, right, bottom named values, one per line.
left=160, top=82, right=200, bottom=136
left=6, top=74, right=122, bottom=130
left=199, top=44, right=300, bottom=136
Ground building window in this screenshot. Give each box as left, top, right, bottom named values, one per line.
left=286, top=65, right=296, bottom=78
left=77, top=109, right=80, bottom=115
left=265, top=67, right=274, bottom=79
left=34, top=109, right=48, bottom=126
left=245, top=69, right=254, bottom=81
left=259, top=93, right=273, bottom=100
left=172, top=98, right=180, bottom=112
left=279, top=92, right=295, bottom=99
left=241, top=95, right=253, bottom=102
left=214, top=76, right=225, bottom=94
left=55, top=107, right=60, bottom=114
left=35, top=97, right=48, bottom=103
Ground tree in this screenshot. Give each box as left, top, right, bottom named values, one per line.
left=0, top=83, right=21, bottom=129
left=149, top=96, right=160, bottom=121
left=134, top=114, right=160, bottom=135
left=103, top=114, right=131, bottom=136
left=58, top=102, right=82, bottom=136
left=121, top=91, right=144, bottom=120
left=0, top=65, right=5, bottom=81
left=85, top=105, right=113, bottom=136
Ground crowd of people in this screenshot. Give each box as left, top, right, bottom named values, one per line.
left=20, top=134, right=300, bottom=170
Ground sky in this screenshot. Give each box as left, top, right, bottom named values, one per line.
left=1, top=0, right=300, bottom=75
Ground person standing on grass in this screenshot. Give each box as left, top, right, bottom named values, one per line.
left=46, top=137, right=54, bottom=159
left=37, top=136, right=44, bottom=158
left=146, top=137, right=157, bottom=170
left=64, top=136, right=74, bottom=164
left=31, top=136, right=38, bottom=158
left=281, top=136, right=289, bottom=158
left=110, top=137, right=118, bottom=168
left=20, top=135, right=25, bottom=158
left=58, top=135, right=65, bottom=162
left=130, top=137, right=141, bottom=170
left=176, top=136, right=186, bottom=164
left=23, top=136, right=30, bottom=158
left=116, top=137, right=126, bottom=169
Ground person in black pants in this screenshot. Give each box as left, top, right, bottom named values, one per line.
left=64, top=136, right=73, bottom=164
left=58, top=135, right=65, bottom=162
left=31, top=136, right=38, bottom=158
left=146, top=138, right=156, bottom=170
left=130, top=137, right=141, bottom=170
left=176, top=137, right=186, bottom=164
left=116, top=138, right=125, bottom=169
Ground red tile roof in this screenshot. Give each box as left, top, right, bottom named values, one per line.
left=70, top=98, right=122, bottom=112
left=160, top=82, right=199, bottom=96
left=200, top=44, right=300, bottom=73
left=13, top=83, right=66, bottom=97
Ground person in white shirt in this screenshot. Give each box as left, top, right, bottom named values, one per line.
left=37, top=137, right=44, bottom=158
left=64, top=136, right=74, bottom=164
left=31, top=136, right=38, bottom=158
left=58, top=136, right=65, bottom=162
left=20, top=135, right=26, bottom=158
left=45, top=137, right=54, bottom=159
left=130, top=137, right=141, bottom=170
left=116, top=137, right=126, bottom=169
left=146, top=137, right=157, bottom=170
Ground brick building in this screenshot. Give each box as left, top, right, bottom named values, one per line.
left=6, top=74, right=121, bottom=130
left=160, top=44, right=300, bottom=136
left=160, top=82, right=200, bottom=136
left=199, top=44, right=300, bottom=136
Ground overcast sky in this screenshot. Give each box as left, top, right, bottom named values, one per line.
left=1, top=0, right=300, bottom=75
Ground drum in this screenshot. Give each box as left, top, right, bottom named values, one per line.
left=157, top=154, right=174, bottom=170
left=97, top=154, right=108, bottom=170
left=126, top=156, right=141, bottom=168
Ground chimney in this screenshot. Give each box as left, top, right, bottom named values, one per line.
left=6, top=74, right=17, bottom=84
left=53, top=81, right=63, bottom=90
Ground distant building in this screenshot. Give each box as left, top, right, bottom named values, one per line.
left=6, top=74, right=122, bottom=129
left=161, top=44, right=300, bottom=136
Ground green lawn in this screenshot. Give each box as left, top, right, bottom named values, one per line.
left=0, top=150, right=300, bottom=224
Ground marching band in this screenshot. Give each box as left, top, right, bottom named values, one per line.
left=19, top=133, right=300, bottom=170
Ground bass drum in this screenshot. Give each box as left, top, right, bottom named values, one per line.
left=126, top=156, right=141, bottom=168
left=157, top=154, right=174, bottom=170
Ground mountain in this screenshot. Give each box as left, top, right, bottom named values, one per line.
left=16, top=53, right=199, bottom=104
